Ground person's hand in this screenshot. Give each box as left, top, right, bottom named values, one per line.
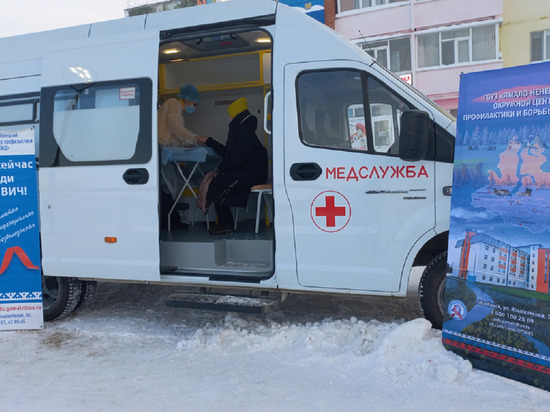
left=197, top=135, right=208, bottom=145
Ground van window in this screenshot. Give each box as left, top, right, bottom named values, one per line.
left=40, top=78, right=152, bottom=167
left=0, top=99, right=37, bottom=125
left=366, top=77, right=410, bottom=155
left=0, top=93, right=40, bottom=154
left=297, top=70, right=413, bottom=156
left=297, top=70, right=359, bottom=150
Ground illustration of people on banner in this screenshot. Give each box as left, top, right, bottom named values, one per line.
left=0, top=128, right=43, bottom=330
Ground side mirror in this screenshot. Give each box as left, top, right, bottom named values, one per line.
left=399, top=110, right=430, bottom=162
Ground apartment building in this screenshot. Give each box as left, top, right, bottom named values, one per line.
left=501, top=0, right=550, bottom=67
left=334, top=0, right=504, bottom=116
left=530, top=246, right=550, bottom=294
left=454, top=231, right=550, bottom=293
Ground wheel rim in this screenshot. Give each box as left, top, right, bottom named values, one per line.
left=42, top=276, right=60, bottom=311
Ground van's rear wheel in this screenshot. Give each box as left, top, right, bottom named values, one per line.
left=74, top=280, right=98, bottom=311
left=42, top=276, right=82, bottom=321
left=418, top=251, right=447, bottom=330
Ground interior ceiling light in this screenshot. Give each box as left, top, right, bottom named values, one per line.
left=163, top=48, right=181, bottom=54
left=256, top=38, right=271, bottom=43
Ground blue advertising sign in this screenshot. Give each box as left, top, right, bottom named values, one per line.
left=444, top=62, right=550, bottom=389
left=279, top=1, right=325, bottom=23
left=0, top=128, right=43, bottom=330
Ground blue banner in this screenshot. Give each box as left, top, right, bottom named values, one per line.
left=279, top=1, right=325, bottom=23
left=0, top=128, right=43, bottom=330
left=444, top=62, right=550, bottom=389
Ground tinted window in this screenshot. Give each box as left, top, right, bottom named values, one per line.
left=40, top=78, right=152, bottom=167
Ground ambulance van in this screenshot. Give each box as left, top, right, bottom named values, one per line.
left=0, top=0, right=455, bottom=328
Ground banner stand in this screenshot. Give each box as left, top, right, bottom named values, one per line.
left=444, top=62, right=550, bottom=390
left=0, top=128, right=43, bottom=330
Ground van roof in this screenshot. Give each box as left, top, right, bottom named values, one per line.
left=0, top=0, right=277, bottom=65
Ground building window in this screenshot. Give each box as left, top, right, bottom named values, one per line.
left=361, top=37, right=411, bottom=73
left=339, top=0, right=407, bottom=13
left=418, top=24, right=497, bottom=68
left=531, top=30, right=550, bottom=62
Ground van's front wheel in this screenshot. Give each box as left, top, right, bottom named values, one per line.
left=42, top=276, right=82, bottom=321
left=418, top=251, right=447, bottom=330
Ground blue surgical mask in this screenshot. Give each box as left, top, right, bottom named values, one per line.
left=185, top=105, right=196, bottom=114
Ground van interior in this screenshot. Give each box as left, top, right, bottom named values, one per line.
left=157, top=28, right=275, bottom=281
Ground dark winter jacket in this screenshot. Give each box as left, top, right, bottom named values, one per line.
left=205, top=110, right=268, bottom=207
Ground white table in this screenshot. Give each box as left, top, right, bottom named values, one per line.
left=161, top=146, right=218, bottom=230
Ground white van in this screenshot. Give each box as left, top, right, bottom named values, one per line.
left=0, top=0, right=455, bottom=328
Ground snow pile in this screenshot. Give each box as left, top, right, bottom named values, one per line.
left=0, top=282, right=549, bottom=411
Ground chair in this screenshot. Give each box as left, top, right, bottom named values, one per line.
left=234, top=184, right=273, bottom=234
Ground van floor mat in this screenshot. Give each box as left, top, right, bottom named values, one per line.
left=165, top=291, right=281, bottom=314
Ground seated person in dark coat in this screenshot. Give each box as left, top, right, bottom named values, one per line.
left=198, top=98, right=268, bottom=235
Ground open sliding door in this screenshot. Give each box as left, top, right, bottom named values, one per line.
left=39, top=31, right=161, bottom=281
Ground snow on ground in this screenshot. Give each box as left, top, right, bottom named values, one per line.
left=1, top=269, right=550, bottom=411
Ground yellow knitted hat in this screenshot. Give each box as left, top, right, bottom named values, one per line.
left=228, top=97, right=247, bottom=118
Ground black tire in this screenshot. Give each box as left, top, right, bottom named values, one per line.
left=42, top=276, right=82, bottom=322
left=74, top=280, right=98, bottom=311
left=418, top=251, right=447, bottom=330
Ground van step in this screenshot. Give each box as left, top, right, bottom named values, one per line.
left=160, top=238, right=274, bottom=275
left=165, top=291, right=281, bottom=314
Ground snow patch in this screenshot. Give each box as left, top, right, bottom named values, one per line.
left=1, top=282, right=549, bottom=410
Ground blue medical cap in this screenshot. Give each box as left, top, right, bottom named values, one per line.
left=178, top=84, right=200, bottom=102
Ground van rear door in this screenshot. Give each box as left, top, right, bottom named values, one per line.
left=39, top=31, right=160, bottom=281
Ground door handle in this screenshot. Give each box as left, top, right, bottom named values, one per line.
left=123, top=168, right=149, bottom=185
left=263, top=91, right=272, bottom=135
left=289, top=163, right=322, bottom=181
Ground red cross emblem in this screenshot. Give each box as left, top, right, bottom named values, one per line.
left=310, top=191, right=351, bottom=233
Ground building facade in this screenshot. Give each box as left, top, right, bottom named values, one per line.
left=334, top=0, right=504, bottom=116
left=530, top=246, right=550, bottom=293
left=454, top=231, right=550, bottom=293
left=501, top=0, right=550, bottom=68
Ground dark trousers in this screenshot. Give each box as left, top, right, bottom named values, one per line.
left=215, top=203, right=234, bottom=226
